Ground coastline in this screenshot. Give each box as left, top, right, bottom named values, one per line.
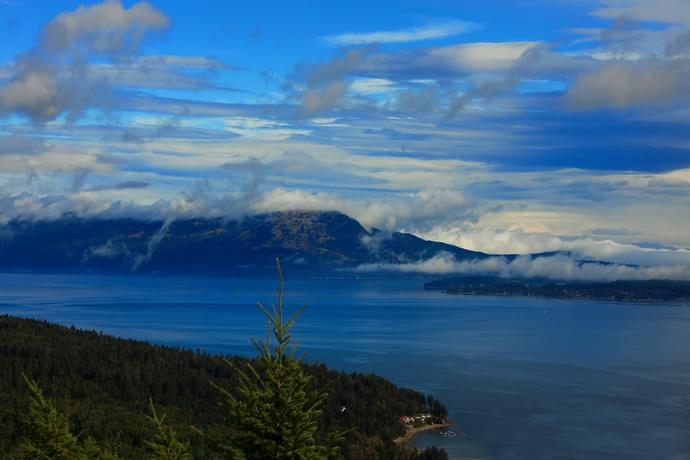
left=438, top=289, right=690, bottom=304
left=393, top=421, right=454, bottom=445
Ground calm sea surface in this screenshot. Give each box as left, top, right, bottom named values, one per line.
left=1, top=273, right=689, bottom=459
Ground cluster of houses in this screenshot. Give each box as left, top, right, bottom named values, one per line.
left=399, top=413, right=434, bottom=429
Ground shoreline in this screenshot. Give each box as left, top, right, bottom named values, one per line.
left=393, top=421, right=454, bottom=445
left=437, top=289, right=690, bottom=304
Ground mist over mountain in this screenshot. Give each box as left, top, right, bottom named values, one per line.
left=2, top=210, right=689, bottom=282
left=0, top=210, right=486, bottom=274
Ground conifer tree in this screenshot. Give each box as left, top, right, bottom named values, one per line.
left=20, top=374, right=85, bottom=460
left=20, top=374, right=120, bottom=460
left=145, top=399, right=191, bottom=460
left=211, top=258, right=337, bottom=460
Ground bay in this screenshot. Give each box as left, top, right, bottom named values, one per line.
left=1, top=272, right=689, bottom=459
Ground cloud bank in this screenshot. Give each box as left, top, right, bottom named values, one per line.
left=357, top=252, right=690, bottom=282
left=566, top=61, right=690, bottom=111
left=418, top=225, right=690, bottom=268
left=0, top=187, right=476, bottom=233
left=0, top=0, right=170, bottom=122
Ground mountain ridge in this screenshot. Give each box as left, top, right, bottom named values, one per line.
left=0, top=210, right=488, bottom=274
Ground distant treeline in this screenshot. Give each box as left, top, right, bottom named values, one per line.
left=0, top=315, right=448, bottom=459
left=425, top=277, right=690, bottom=302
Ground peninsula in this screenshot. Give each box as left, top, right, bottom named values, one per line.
left=425, top=277, right=690, bottom=302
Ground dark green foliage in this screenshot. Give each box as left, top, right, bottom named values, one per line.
left=20, top=375, right=85, bottom=460
left=412, top=446, right=449, bottom=460
left=19, top=375, right=120, bottom=460
left=0, top=315, right=448, bottom=459
left=145, top=399, right=191, bottom=460
left=209, top=259, right=334, bottom=459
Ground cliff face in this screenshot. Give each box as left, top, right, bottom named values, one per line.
left=0, top=210, right=486, bottom=274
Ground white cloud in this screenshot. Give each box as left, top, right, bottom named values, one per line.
left=565, top=61, right=689, bottom=110
left=322, top=20, right=476, bottom=45
left=357, top=252, right=690, bottom=281
left=300, top=80, right=350, bottom=116
left=429, top=42, right=540, bottom=72
left=249, top=188, right=476, bottom=230
left=0, top=151, right=114, bottom=174
left=307, top=117, right=341, bottom=125
left=294, top=49, right=369, bottom=116
left=592, top=0, right=690, bottom=27
left=0, top=0, right=170, bottom=122
left=41, top=0, right=169, bottom=53
left=0, top=186, right=476, bottom=233
left=0, top=73, right=62, bottom=120
left=417, top=226, right=690, bottom=268
left=361, top=41, right=543, bottom=80
left=223, top=117, right=311, bottom=141
left=568, top=25, right=686, bottom=59
left=350, top=78, right=396, bottom=95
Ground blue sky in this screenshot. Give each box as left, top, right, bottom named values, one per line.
left=0, top=0, right=690, bottom=269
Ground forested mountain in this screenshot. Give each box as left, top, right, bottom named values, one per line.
left=0, top=211, right=486, bottom=274
left=0, top=315, right=449, bottom=459
left=425, top=277, right=690, bottom=302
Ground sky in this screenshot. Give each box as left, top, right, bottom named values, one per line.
left=0, top=0, right=690, bottom=274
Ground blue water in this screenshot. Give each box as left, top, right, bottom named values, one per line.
left=2, top=272, right=690, bottom=459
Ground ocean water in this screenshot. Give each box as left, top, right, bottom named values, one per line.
left=1, top=272, right=689, bottom=459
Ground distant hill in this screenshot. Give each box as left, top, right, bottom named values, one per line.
left=0, top=211, right=487, bottom=274
left=425, top=277, right=690, bottom=302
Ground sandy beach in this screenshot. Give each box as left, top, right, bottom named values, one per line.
left=393, top=422, right=454, bottom=445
